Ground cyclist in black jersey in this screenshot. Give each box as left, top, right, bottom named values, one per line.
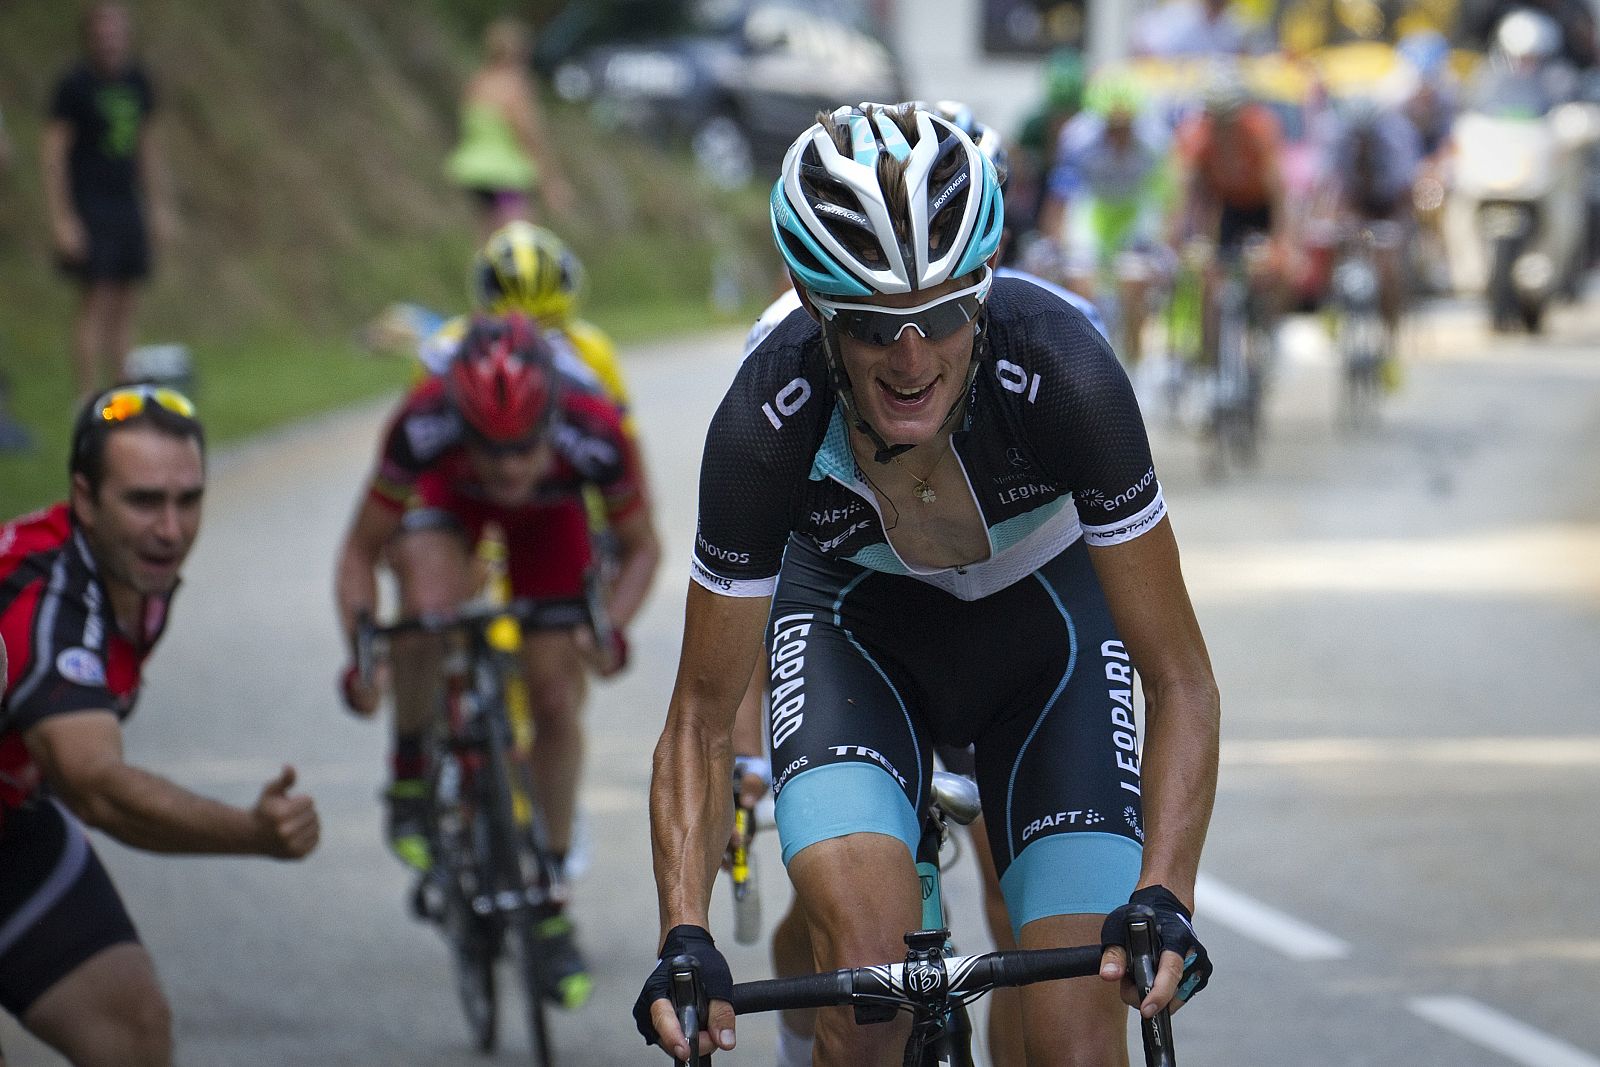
left=635, top=103, right=1220, bottom=1066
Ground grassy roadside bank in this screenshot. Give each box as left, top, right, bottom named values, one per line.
left=0, top=3, right=774, bottom=514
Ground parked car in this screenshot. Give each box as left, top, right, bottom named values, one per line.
left=539, top=0, right=907, bottom=187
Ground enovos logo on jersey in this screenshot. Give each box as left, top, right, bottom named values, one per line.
left=695, top=532, right=750, bottom=566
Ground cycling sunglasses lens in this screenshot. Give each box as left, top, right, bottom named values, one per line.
left=469, top=431, right=543, bottom=456
left=97, top=386, right=197, bottom=423
left=834, top=294, right=982, bottom=346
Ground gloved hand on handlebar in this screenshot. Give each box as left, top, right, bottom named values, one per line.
left=1100, top=885, right=1212, bottom=1014
left=633, top=925, right=737, bottom=1059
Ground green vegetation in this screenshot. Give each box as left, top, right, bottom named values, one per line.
left=0, top=3, right=772, bottom=512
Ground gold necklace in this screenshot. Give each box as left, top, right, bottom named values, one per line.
left=892, top=438, right=950, bottom=505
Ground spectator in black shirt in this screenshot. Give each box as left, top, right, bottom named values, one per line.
left=41, top=2, right=171, bottom=399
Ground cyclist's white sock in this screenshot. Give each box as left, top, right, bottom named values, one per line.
left=774, top=1019, right=813, bottom=1067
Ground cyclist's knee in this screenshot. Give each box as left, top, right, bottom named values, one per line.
left=787, top=834, right=919, bottom=969
left=391, top=529, right=472, bottom=613
left=522, top=640, right=586, bottom=727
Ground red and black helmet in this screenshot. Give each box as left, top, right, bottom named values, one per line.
left=447, top=312, right=561, bottom=444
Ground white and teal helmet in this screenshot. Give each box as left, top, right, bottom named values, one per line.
left=770, top=102, right=1005, bottom=298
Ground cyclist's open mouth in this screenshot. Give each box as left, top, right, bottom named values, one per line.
left=877, top=376, right=938, bottom=412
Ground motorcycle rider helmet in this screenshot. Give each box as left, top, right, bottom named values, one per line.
left=470, top=220, right=586, bottom=325
left=447, top=312, right=561, bottom=444
left=1495, top=9, right=1562, bottom=63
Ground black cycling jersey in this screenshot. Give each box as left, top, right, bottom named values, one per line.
left=693, top=278, right=1166, bottom=603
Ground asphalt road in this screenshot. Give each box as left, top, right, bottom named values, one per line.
left=3, top=297, right=1598, bottom=1066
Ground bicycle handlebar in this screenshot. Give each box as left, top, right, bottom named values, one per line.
left=354, top=593, right=598, bottom=685
left=729, top=944, right=1103, bottom=1015
left=675, top=922, right=1176, bottom=1067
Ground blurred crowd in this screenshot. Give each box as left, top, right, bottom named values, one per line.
left=996, top=0, right=1600, bottom=388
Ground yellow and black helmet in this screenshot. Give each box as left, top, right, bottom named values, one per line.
left=470, top=220, right=585, bottom=324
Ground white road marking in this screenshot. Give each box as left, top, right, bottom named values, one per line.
left=1221, top=736, right=1600, bottom=767
left=1410, top=996, right=1600, bottom=1067
left=1194, top=874, right=1351, bottom=961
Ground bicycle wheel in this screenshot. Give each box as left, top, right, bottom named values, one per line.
left=477, top=661, right=555, bottom=1067
left=432, top=742, right=502, bottom=1052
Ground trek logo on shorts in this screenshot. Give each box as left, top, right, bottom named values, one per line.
left=1103, top=639, right=1143, bottom=797
left=769, top=613, right=814, bottom=749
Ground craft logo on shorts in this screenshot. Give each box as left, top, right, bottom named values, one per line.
left=56, top=647, right=107, bottom=688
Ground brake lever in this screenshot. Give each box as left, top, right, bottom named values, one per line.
left=668, top=954, right=711, bottom=1066
left=1128, top=908, right=1177, bottom=1067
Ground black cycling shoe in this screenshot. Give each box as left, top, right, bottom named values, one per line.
left=531, top=909, right=593, bottom=1010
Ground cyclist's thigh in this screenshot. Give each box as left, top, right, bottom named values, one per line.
left=766, top=548, right=932, bottom=874
left=392, top=490, right=476, bottom=613
left=0, top=801, right=147, bottom=1027
left=22, top=943, right=169, bottom=1067
left=971, top=541, right=1143, bottom=940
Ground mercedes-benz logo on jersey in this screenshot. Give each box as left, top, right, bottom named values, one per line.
left=905, top=963, right=944, bottom=997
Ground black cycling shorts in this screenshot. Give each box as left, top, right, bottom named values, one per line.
left=0, top=799, right=140, bottom=1017
left=59, top=197, right=150, bottom=283
left=1218, top=202, right=1274, bottom=253
left=765, top=537, right=1144, bottom=937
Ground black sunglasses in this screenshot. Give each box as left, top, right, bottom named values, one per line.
left=812, top=269, right=991, bottom=346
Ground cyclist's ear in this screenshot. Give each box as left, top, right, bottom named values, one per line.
left=790, top=272, right=825, bottom=323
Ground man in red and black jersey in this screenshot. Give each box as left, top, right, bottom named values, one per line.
left=0, top=385, right=318, bottom=1067
left=333, top=313, right=660, bottom=1007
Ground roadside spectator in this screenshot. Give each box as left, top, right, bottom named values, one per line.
left=1, top=386, right=320, bottom=1067
left=445, top=16, right=574, bottom=237
left=41, top=2, right=172, bottom=401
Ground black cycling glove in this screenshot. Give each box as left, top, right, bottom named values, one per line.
left=1101, top=885, right=1213, bottom=1003
left=633, top=924, right=735, bottom=1047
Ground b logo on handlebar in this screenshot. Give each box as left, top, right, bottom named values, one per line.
left=905, top=964, right=944, bottom=997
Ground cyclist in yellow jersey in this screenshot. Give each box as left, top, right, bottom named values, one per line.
left=418, top=222, right=636, bottom=438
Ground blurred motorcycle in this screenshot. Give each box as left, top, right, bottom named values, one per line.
left=1445, top=99, right=1600, bottom=331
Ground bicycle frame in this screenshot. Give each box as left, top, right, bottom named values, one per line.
left=357, top=586, right=598, bottom=1067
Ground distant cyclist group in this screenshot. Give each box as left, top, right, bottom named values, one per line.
left=2, top=69, right=1242, bottom=1067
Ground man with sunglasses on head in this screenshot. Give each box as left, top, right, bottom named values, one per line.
left=0, top=386, right=320, bottom=1067
left=636, top=103, right=1219, bottom=1065
left=334, top=312, right=659, bottom=1009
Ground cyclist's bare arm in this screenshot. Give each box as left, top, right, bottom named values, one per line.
left=648, top=584, right=770, bottom=1047
left=600, top=506, right=661, bottom=630
left=25, top=711, right=319, bottom=858
left=1087, top=515, right=1220, bottom=1012
left=334, top=492, right=404, bottom=643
